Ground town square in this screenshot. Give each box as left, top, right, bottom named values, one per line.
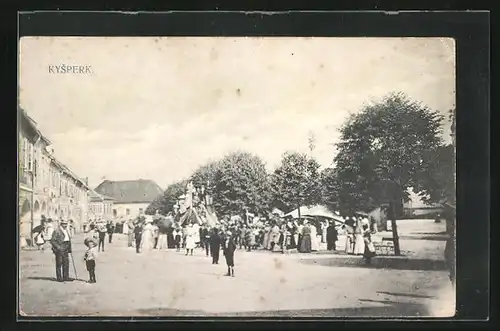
left=18, top=37, right=456, bottom=318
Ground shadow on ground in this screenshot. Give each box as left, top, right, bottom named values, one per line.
left=398, top=235, right=448, bottom=241
left=376, top=291, right=435, bottom=299
left=134, top=300, right=429, bottom=317
left=25, top=276, right=87, bottom=283
left=298, top=256, right=446, bottom=271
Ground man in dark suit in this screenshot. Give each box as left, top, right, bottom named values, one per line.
left=134, top=221, right=143, bottom=254
left=107, top=220, right=115, bottom=244
left=222, top=231, right=237, bottom=277
left=201, top=225, right=211, bottom=257
left=326, top=221, right=339, bottom=251
left=50, top=219, right=73, bottom=282
left=209, top=227, right=222, bottom=264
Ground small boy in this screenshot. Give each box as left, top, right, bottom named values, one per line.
left=83, top=237, right=98, bottom=283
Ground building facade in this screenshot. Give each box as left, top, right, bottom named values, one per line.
left=94, top=179, right=163, bottom=220
left=88, top=190, right=114, bottom=220
left=19, top=108, right=90, bottom=245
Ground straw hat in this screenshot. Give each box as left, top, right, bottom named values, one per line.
left=84, top=237, right=97, bottom=247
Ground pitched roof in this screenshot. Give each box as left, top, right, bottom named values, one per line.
left=94, top=179, right=163, bottom=204
left=88, top=189, right=114, bottom=202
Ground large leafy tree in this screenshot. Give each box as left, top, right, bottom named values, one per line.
left=271, top=152, right=322, bottom=218
left=333, top=92, right=444, bottom=255
left=145, top=180, right=188, bottom=215
left=211, top=151, right=272, bottom=218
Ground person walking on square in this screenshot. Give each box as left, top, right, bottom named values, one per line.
left=134, top=221, right=143, bottom=253
left=353, top=219, right=366, bottom=255
left=157, top=221, right=169, bottom=250
left=173, top=227, right=182, bottom=252
left=141, top=218, right=155, bottom=253
left=299, top=221, right=312, bottom=253
left=127, top=219, right=135, bottom=247
left=201, top=225, right=211, bottom=256
left=107, top=220, right=115, bottom=244
left=50, top=219, right=73, bottom=282
left=326, top=221, right=338, bottom=251
left=32, top=217, right=46, bottom=251
left=97, top=220, right=107, bottom=252
left=185, top=223, right=196, bottom=256
left=83, top=237, right=98, bottom=283
left=210, top=227, right=222, bottom=264
left=222, top=231, right=237, bottom=277
left=362, top=224, right=376, bottom=264
left=152, top=222, right=159, bottom=249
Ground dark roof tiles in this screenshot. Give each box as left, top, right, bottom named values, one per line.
left=94, top=179, right=163, bottom=204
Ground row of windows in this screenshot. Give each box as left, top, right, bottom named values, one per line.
left=18, top=137, right=84, bottom=201
left=89, top=203, right=114, bottom=214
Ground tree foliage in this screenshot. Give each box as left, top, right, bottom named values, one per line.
left=190, top=160, right=221, bottom=189
left=211, top=151, right=272, bottom=217
left=145, top=180, right=188, bottom=215
left=271, top=151, right=322, bottom=213
left=333, top=92, right=444, bottom=211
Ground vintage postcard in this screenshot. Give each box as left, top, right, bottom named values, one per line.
left=18, top=36, right=456, bottom=318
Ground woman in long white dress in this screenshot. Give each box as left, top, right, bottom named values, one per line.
left=141, top=220, right=154, bottom=252
left=353, top=219, right=365, bottom=255
left=310, top=222, right=319, bottom=251
left=185, top=223, right=196, bottom=256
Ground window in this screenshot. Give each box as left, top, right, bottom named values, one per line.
left=113, top=209, right=117, bottom=217
left=139, top=208, right=143, bottom=214
left=126, top=208, right=130, bottom=216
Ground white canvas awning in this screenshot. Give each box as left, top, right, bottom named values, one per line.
left=286, top=205, right=345, bottom=224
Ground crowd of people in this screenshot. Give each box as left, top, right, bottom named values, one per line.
left=29, top=211, right=378, bottom=284
left=116, top=213, right=377, bottom=262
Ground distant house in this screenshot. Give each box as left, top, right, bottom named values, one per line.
left=88, top=190, right=114, bottom=220
left=94, top=179, right=163, bottom=219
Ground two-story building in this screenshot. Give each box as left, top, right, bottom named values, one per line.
left=88, top=189, right=115, bottom=220
left=94, top=179, right=163, bottom=219
left=19, top=108, right=90, bottom=245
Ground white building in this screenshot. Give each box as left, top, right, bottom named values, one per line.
left=94, top=179, right=163, bottom=219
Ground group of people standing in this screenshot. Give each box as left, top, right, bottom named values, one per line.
left=342, top=216, right=377, bottom=264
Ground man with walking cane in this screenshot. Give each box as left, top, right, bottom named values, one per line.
left=50, top=219, right=73, bottom=282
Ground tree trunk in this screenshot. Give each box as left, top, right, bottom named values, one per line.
left=297, top=201, right=301, bottom=221
left=390, top=201, right=401, bottom=256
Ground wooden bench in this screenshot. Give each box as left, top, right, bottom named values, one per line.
left=373, top=237, right=395, bottom=255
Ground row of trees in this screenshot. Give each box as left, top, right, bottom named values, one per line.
left=146, top=92, right=455, bottom=255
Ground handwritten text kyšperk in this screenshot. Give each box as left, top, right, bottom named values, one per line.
left=48, top=65, right=93, bottom=74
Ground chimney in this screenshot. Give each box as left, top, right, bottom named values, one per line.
left=84, top=177, right=89, bottom=185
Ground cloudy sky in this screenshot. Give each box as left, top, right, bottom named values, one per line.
left=19, top=37, right=455, bottom=190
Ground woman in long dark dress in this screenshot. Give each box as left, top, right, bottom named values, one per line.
left=299, top=221, right=312, bottom=253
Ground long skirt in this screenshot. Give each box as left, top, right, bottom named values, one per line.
left=311, top=235, right=320, bottom=251
left=353, top=234, right=365, bottom=255
left=263, top=233, right=270, bottom=249
left=186, top=236, right=196, bottom=250
left=299, top=234, right=312, bottom=253
left=140, top=231, right=154, bottom=252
